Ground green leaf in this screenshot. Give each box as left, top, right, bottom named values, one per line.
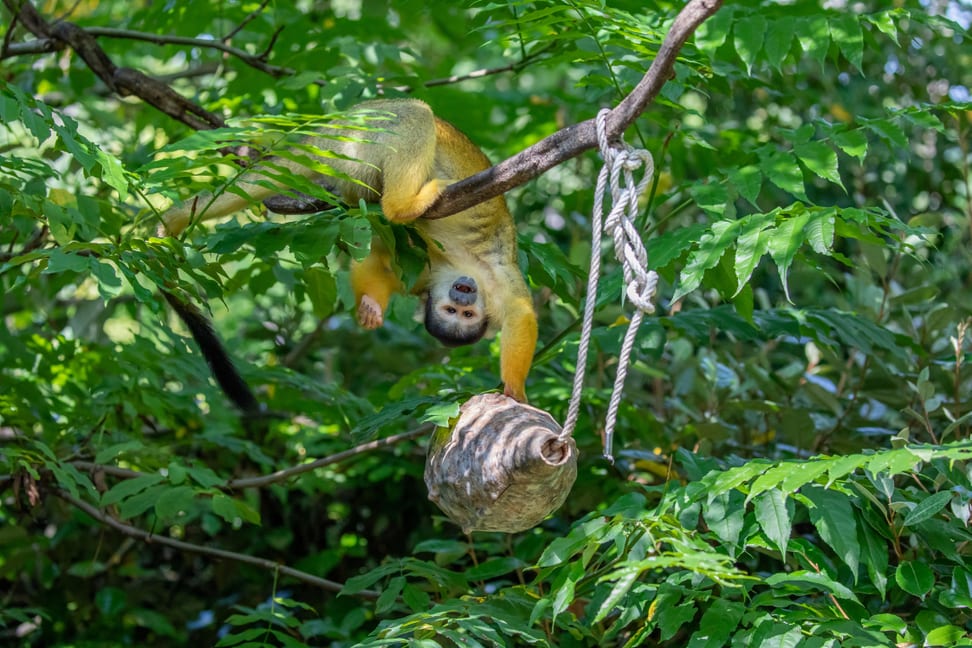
left=831, top=129, right=868, bottom=162
left=858, top=521, right=889, bottom=598
left=154, top=486, right=196, bottom=521
left=304, top=266, right=337, bottom=318
left=101, top=474, right=165, bottom=507
left=767, top=207, right=810, bottom=300
left=766, top=570, right=860, bottom=602
left=695, top=6, right=734, bottom=55
left=795, top=14, right=830, bottom=71
left=866, top=11, right=899, bottom=41
left=802, top=486, right=861, bottom=581
left=829, top=14, right=863, bottom=71
left=733, top=14, right=766, bottom=74
left=754, top=490, right=793, bottom=557
left=895, top=560, right=935, bottom=597
left=763, top=17, right=795, bottom=71
left=732, top=214, right=774, bottom=296
left=794, top=141, right=844, bottom=189
left=760, top=150, right=807, bottom=201
left=702, top=490, right=745, bottom=550
left=686, top=598, right=744, bottom=648
left=118, top=484, right=168, bottom=519
left=728, top=165, right=762, bottom=207
left=902, top=490, right=952, bottom=527
left=863, top=118, right=908, bottom=148
left=924, top=625, right=968, bottom=646
left=673, top=219, right=738, bottom=301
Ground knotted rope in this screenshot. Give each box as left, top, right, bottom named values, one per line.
left=560, top=109, right=659, bottom=462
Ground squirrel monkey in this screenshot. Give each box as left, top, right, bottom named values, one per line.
left=163, top=99, right=537, bottom=402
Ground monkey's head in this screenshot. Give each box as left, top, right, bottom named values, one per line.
left=423, top=274, right=489, bottom=347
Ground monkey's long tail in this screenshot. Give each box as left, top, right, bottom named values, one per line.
left=162, top=291, right=261, bottom=415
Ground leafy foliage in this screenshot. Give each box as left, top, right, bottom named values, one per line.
left=2, top=0, right=972, bottom=646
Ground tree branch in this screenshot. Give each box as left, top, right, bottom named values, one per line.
left=421, top=0, right=723, bottom=220
left=55, top=490, right=377, bottom=596
left=256, top=0, right=723, bottom=218
left=64, top=425, right=431, bottom=491
left=2, top=0, right=226, bottom=130
left=224, top=425, right=431, bottom=490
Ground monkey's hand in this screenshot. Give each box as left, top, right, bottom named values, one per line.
left=357, top=294, right=385, bottom=329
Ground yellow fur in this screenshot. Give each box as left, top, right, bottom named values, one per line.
left=162, top=99, right=537, bottom=400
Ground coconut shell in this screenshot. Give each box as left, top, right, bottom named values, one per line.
left=425, top=393, right=578, bottom=533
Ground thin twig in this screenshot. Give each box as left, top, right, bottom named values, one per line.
left=224, top=0, right=271, bottom=42
left=56, top=490, right=377, bottom=596
left=65, top=425, right=431, bottom=491
left=83, top=26, right=292, bottom=77
left=225, top=425, right=431, bottom=490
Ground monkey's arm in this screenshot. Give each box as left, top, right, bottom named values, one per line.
left=350, top=238, right=403, bottom=329
left=500, top=296, right=538, bottom=402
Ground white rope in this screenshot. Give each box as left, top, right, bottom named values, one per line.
left=560, top=109, right=659, bottom=463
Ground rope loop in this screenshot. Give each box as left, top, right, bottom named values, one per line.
left=561, top=109, right=660, bottom=463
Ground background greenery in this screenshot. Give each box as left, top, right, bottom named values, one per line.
left=2, top=0, right=972, bottom=645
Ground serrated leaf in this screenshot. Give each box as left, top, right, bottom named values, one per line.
left=864, top=118, right=908, bottom=148
left=796, top=14, right=830, bottom=71
left=832, top=129, right=868, bottom=162
left=673, top=220, right=738, bottom=301
left=728, top=165, right=762, bottom=207
left=733, top=14, right=766, bottom=74
left=764, top=17, right=795, bottom=71
left=761, top=150, right=807, bottom=201
left=866, top=11, right=899, bottom=41
left=829, top=14, right=863, bottom=71
left=902, top=490, right=952, bottom=526
left=794, top=141, right=844, bottom=189
left=767, top=208, right=810, bottom=300
left=805, top=209, right=836, bottom=254
left=695, top=6, right=734, bottom=55
left=754, top=490, right=793, bottom=557
left=733, top=215, right=773, bottom=295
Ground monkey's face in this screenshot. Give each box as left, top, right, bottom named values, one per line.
left=423, top=275, right=489, bottom=347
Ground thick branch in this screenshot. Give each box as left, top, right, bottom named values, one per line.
left=56, top=490, right=375, bottom=596
left=3, top=0, right=225, bottom=130
left=259, top=0, right=723, bottom=218
left=422, top=0, right=723, bottom=219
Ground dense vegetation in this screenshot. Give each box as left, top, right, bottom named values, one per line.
left=2, top=0, right=971, bottom=645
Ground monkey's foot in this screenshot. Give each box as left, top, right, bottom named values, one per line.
left=357, top=295, right=384, bottom=329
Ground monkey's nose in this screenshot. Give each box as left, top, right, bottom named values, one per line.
left=453, top=276, right=477, bottom=293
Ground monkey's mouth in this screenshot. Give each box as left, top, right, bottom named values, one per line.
left=453, top=276, right=477, bottom=294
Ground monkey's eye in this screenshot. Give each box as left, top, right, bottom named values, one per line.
left=463, top=311, right=475, bottom=319
left=445, top=306, right=457, bottom=314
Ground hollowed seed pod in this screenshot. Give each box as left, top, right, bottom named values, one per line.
left=425, top=393, right=578, bottom=533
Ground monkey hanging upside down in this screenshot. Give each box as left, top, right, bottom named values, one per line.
left=163, top=99, right=537, bottom=402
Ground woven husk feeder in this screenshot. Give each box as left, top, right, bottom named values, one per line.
left=425, top=393, right=578, bottom=533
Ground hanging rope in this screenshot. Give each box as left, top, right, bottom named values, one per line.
left=560, top=109, right=659, bottom=463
